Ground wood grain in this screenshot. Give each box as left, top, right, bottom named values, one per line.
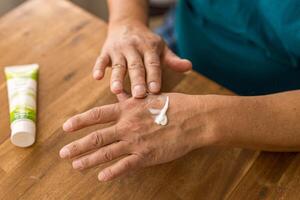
left=228, top=152, right=298, bottom=200
left=1, top=0, right=298, bottom=200
left=271, top=154, right=300, bottom=200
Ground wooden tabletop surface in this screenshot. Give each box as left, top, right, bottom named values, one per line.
left=0, top=0, right=300, bottom=199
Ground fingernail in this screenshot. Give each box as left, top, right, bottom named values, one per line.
left=63, top=120, right=72, bottom=131
left=133, top=85, right=146, bottom=98
left=98, top=171, right=107, bottom=181
left=149, top=82, right=160, bottom=93
left=72, top=160, right=83, bottom=170
left=93, top=70, right=103, bottom=79
left=59, top=148, right=70, bottom=159
left=112, top=81, right=122, bottom=93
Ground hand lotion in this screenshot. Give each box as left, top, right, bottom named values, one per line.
left=5, top=64, right=39, bottom=147
left=149, top=96, right=169, bottom=126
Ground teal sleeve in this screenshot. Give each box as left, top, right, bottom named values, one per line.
left=175, top=0, right=300, bottom=95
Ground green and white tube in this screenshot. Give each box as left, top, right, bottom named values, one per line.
left=5, top=64, right=39, bottom=147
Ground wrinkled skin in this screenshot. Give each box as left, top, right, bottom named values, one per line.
left=60, top=93, right=216, bottom=181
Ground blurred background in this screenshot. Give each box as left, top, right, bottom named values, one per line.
left=0, top=0, right=109, bottom=19
left=0, top=0, right=176, bottom=28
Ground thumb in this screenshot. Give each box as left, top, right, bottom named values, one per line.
left=163, top=46, right=192, bottom=72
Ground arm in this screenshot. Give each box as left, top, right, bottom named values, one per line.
left=93, top=1, right=192, bottom=98
left=210, top=90, right=300, bottom=151
left=107, top=0, right=148, bottom=25
left=59, top=90, right=300, bottom=181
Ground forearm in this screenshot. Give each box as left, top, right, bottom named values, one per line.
left=203, top=91, right=300, bottom=151
left=107, top=0, right=148, bottom=25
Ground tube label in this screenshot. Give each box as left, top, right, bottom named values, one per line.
left=10, top=106, right=36, bottom=122
left=5, top=64, right=38, bottom=124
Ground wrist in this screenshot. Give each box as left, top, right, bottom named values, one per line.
left=181, top=94, right=220, bottom=150
left=190, top=95, right=242, bottom=149
left=108, top=0, right=148, bottom=27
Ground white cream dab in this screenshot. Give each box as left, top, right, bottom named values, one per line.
left=149, top=96, right=169, bottom=126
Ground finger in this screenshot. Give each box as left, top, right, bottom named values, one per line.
left=116, top=92, right=130, bottom=102
left=163, top=47, right=192, bottom=72
left=144, top=51, right=161, bottom=93
left=98, top=155, right=141, bottom=181
left=63, top=104, right=119, bottom=132
left=59, top=126, right=118, bottom=159
left=72, top=141, right=129, bottom=170
left=110, top=53, right=126, bottom=94
left=123, top=48, right=147, bottom=98
left=93, top=53, right=111, bottom=80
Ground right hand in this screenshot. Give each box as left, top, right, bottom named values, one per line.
left=92, top=21, right=192, bottom=98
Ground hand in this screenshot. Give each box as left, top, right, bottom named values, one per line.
left=59, top=93, right=217, bottom=181
left=92, top=22, right=192, bottom=98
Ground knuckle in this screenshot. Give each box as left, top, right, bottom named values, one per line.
left=103, top=150, right=113, bottom=161
left=128, top=62, right=143, bottom=71
left=120, top=40, right=132, bottom=48
left=110, top=42, right=120, bottom=50
left=147, top=61, right=160, bottom=69
left=91, top=132, right=104, bottom=147
left=149, top=36, right=163, bottom=48
left=116, top=119, right=142, bottom=139
left=89, top=107, right=102, bottom=121
left=122, top=39, right=133, bottom=46
left=129, top=35, right=141, bottom=45
left=139, top=146, right=156, bottom=161
left=148, top=41, right=159, bottom=49
left=112, top=63, right=125, bottom=70
left=69, top=143, right=79, bottom=155
left=154, top=35, right=163, bottom=43
left=111, top=77, right=122, bottom=86
left=80, top=158, right=89, bottom=168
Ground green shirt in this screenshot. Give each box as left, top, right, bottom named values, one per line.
left=175, top=0, right=300, bottom=95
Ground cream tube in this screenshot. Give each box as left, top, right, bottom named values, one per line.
left=5, top=64, right=39, bottom=147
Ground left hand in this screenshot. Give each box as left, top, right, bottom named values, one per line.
left=59, top=93, right=217, bottom=181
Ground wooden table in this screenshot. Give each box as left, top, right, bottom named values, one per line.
left=0, top=0, right=299, bottom=199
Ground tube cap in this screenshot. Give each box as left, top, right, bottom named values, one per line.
left=10, top=120, right=36, bottom=147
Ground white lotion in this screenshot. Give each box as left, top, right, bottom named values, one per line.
left=149, top=96, right=169, bottom=126
left=5, top=64, right=39, bottom=147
